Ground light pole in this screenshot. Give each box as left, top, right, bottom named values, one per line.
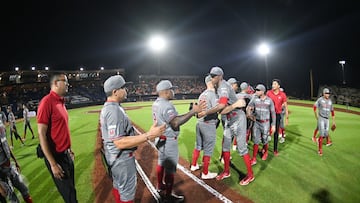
left=339, top=60, right=346, bottom=85
left=257, top=43, right=270, bottom=88
left=148, top=35, right=167, bottom=75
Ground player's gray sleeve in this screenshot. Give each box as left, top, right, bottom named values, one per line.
left=248, top=97, right=255, bottom=108
left=104, top=106, right=128, bottom=139
left=163, top=106, right=178, bottom=124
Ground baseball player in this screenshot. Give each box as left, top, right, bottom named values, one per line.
left=0, top=105, right=33, bottom=203
left=237, top=82, right=254, bottom=144
left=22, top=104, right=35, bottom=140
left=152, top=80, right=205, bottom=202
left=227, top=78, right=239, bottom=151
left=190, top=75, right=218, bottom=180
left=100, top=75, right=166, bottom=203
left=200, top=67, right=254, bottom=186
left=7, top=106, right=25, bottom=148
left=247, top=84, right=276, bottom=164
left=266, top=79, right=288, bottom=156
left=313, top=88, right=336, bottom=156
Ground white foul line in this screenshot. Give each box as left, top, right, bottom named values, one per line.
left=135, top=159, right=161, bottom=203
left=133, top=126, right=233, bottom=203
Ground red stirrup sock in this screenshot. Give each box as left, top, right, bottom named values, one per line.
left=243, top=154, right=253, bottom=176
left=112, top=188, right=121, bottom=203
left=156, top=165, right=165, bottom=189
left=202, top=155, right=210, bottom=175
left=223, top=151, right=231, bottom=174
left=191, top=149, right=200, bottom=166
left=252, top=144, right=259, bottom=159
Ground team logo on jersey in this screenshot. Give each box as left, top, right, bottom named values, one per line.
left=108, top=125, right=116, bottom=137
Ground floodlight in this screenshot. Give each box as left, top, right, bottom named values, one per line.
left=148, top=35, right=167, bottom=52
left=257, top=43, right=270, bottom=56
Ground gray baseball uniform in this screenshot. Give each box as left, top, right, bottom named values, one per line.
left=100, top=101, right=136, bottom=202
left=7, top=112, right=15, bottom=129
left=279, top=105, right=286, bottom=129
left=152, top=97, right=179, bottom=173
left=0, top=122, right=30, bottom=201
left=248, top=96, right=276, bottom=145
left=218, top=80, right=247, bottom=155
left=314, top=97, right=334, bottom=137
left=196, top=89, right=218, bottom=156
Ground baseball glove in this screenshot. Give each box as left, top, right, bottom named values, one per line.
left=331, top=124, right=336, bottom=131
left=247, top=114, right=256, bottom=122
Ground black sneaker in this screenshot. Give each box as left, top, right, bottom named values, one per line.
left=163, top=193, right=184, bottom=203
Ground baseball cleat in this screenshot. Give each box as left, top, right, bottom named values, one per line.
left=312, top=136, right=317, bottom=143
left=190, top=164, right=200, bottom=172
left=216, top=172, right=231, bottom=180
left=274, top=151, right=279, bottom=157
left=262, top=151, right=268, bottom=161
left=318, top=150, right=323, bottom=156
left=279, top=137, right=285, bottom=143
left=326, top=142, right=332, bottom=147
left=250, top=158, right=257, bottom=166
left=201, top=172, right=217, bottom=179
left=162, top=193, right=184, bottom=203
left=232, top=145, right=237, bottom=151
left=239, top=174, right=255, bottom=186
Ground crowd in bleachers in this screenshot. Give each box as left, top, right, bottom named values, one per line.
left=2, top=77, right=360, bottom=119
left=319, top=85, right=360, bottom=108
left=0, top=76, right=206, bottom=116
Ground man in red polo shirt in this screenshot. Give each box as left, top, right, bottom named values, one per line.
left=266, top=79, right=289, bottom=156
left=37, top=73, right=77, bottom=203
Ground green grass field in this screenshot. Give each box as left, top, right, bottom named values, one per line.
left=11, top=100, right=360, bottom=202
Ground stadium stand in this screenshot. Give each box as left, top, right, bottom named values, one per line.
left=2, top=69, right=360, bottom=118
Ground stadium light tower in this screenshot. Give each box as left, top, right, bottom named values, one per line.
left=80, top=67, right=84, bottom=71
left=45, top=66, right=49, bottom=71
left=148, top=35, right=167, bottom=75
left=100, top=66, right=104, bottom=70
left=339, top=60, right=346, bottom=85
left=257, top=43, right=271, bottom=88
left=15, top=67, right=19, bottom=71
left=31, top=66, right=36, bottom=71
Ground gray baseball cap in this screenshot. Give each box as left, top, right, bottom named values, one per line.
left=227, top=78, right=238, bottom=84
left=323, top=88, right=330, bottom=94
left=209, top=66, right=224, bottom=76
left=103, top=75, right=129, bottom=93
left=255, top=84, right=266, bottom=92
left=156, top=80, right=177, bottom=92
left=205, top=75, right=212, bottom=84
left=240, top=82, right=248, bottom=90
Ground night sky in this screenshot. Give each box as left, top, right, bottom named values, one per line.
left=1, top=0, right=359, bottom=97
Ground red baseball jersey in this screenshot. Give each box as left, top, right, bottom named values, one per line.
left=266, top=89, right=287, bottom=114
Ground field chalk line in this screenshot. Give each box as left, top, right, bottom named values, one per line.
left=133, top=126, right=233, bottom=203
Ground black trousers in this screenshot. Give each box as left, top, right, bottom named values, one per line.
left=44, top=150, right=78, bottom=203
left=273, top=114, right=281, bottom=152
